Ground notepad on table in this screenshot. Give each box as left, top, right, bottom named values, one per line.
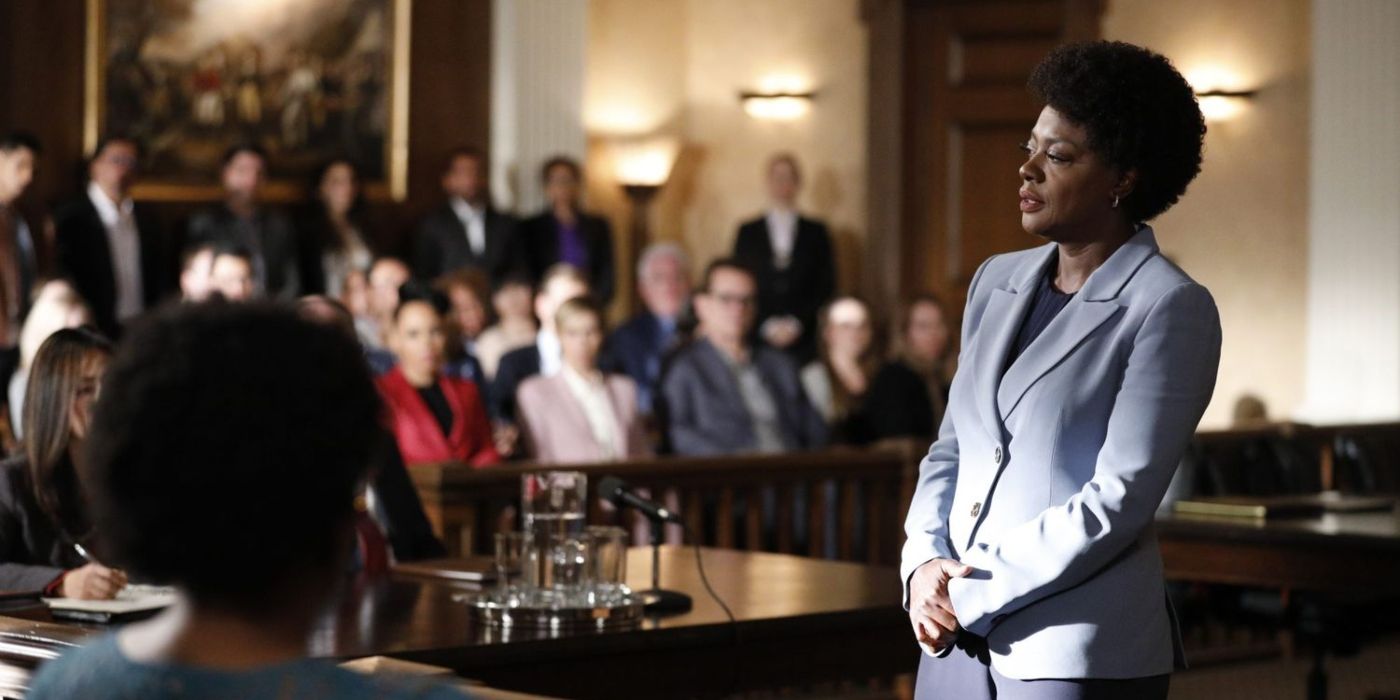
left=43, top=584, right=178, bottom=623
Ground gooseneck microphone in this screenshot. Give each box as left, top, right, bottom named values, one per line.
left=598, top=475, right=693, bottom=614
left=598, top=476, right=683, bottom=524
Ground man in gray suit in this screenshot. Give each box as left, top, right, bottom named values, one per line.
left=660, top=258, right=825, bottom=456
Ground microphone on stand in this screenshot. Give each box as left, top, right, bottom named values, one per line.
left=598, top=477, right=683, bottom=524
left=599, top=476, right=692, bottom=614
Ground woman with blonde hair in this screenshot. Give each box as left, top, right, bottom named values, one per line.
left=516, top=296, right=651, bottom=463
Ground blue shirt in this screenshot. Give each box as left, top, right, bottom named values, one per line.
left=27, top=634, right=471, bottom=700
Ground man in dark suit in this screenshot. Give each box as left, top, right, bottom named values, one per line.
left=732, top=153, right=835, bottom=363
left=53, top=136, right=169, bottom=338
left=0, top=131, right=42, bottom=388
left=516, top=156, right=615, bottom=305
left=660, top=258, right=825, bottom=456
left=186, top=144, right=302, bottom=299
left=602, top=242, right=692, bottom=416
left=413, top=147, right=518, bottom=284
left=490, top=264, right=590, bottom=427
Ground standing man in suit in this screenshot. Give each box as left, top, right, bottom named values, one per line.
left=732, top=153, right=835, bottom=363
left=660, top=258, right=824, bottom=456
left=0, top=131, right=43, bottom=388
left=517, top=156, right=615, bottom=306
left=903, top=42, right=1218, bottom=699
left=53, top=136, right=169, bottom=338
left=413, top=147, right=518, bottom=284
left=186, top=144, right=302, bottom=299
left=602, top=242, right=692, bottom=416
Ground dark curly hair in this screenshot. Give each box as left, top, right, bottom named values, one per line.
left=1028, top=41, right=1205, bottom=222
left=81, top=302, right=381, bottom=609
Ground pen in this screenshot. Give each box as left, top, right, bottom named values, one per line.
left=73, top=542, right=94, bottom=563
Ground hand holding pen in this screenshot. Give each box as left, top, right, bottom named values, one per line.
left=63, top=543, right=128, bottom=600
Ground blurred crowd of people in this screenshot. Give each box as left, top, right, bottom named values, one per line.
left=0, top=131, right=957, bottom=471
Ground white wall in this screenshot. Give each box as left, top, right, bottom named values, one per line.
left=1299, top=0, right=1400, bottom=423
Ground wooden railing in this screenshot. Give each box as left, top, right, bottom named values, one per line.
left=408, top=439, right=926, bottom=566
left=409, top=422, right=1400, bottom=566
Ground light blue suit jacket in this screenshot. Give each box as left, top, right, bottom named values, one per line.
left=901, top=226, right=1221, bottom=680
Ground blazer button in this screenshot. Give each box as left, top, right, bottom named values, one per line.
left=993, top=446, right=1003, bottom=465
left=970, top=501, right=982, bottom=517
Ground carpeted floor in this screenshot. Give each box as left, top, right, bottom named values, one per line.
left=1170, top=637, right=1400, bottom=700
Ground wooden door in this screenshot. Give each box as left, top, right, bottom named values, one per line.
left=864, top=0, right=1102, bottom=316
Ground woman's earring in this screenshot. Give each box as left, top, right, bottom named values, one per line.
left=1112, top=195, right=1120, bottom=209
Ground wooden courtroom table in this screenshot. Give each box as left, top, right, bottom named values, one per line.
left=1157, top=509, right=1400, bottom=592
left=0, top=547, right=913, bottom=699
left=1157, top=508, right=1400, bottom=700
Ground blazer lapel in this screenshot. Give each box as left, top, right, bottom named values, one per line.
left=602, top=378, right=630, bottom=456
left=392, top=371, right=453, bottom=458
left=438, top=377, right=471, bottom=453
left=972, top=244, right=1056, bottom=441
left=995, top=226, right=1159, bottom=420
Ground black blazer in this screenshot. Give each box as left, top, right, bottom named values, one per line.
left=52, top=193, right=169, bottom=338
left=412, top=202, right=519, bottom=283
left=369, top=431, right=447, bottom=561
left=490, top=344, right=541, bottom=423
left=517, top=211, right=615, bottom=305
left=294, top=205, right=377, bottom=296
left=0, top=457, right=84, bottom=591
left=732, top=215, right=836, bottom=362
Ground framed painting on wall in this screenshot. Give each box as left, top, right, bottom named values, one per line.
left=84, top=0, right=410, bottom=202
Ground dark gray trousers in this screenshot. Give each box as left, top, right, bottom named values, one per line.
left=915, top=637, right=1170, bottom=700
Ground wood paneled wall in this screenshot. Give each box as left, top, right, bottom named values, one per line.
left=0, top=0, right=492, bottom=263
left=863, top=0, right=1102, bottom=316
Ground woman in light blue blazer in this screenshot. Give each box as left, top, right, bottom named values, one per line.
left=902, top=41, right=1220, bottom=699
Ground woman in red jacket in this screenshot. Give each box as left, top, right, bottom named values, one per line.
left=376, top=285, right=500, bottom=467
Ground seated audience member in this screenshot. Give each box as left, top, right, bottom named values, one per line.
left=474, top=275, right=537, bottom=381
left=414, top=147, right=518, bottom=284
left=437, top=268, right=491, bottom=359
left=296, top=296, right=447, bottom=563
left=732, top=153, right=836, bottom=363
left=298, top=158, right=374, bottom=298
left=864, top=293, right=952, bottom=440
left=518, top=297, right=651, bottom=463
left=186, top=143, right=303, bottom=299
left=25, top=304, right=467, bottom=699
left=376, top=290, right=499, bottom=467
left=801, top=296, right=882, bottom=445
left=0, top=327, right=127, bottom=599
left=177, top=242, right=217, bottom=302
left=360, top=257, right=411, bottom=350
left=7, top=280, right=93, bottom=438
left=517, top=157, right=615, bottom=305
left=366, top=281, right=485, bottom=386
left=661, top=259, right=825, bottom=455
left=603, top=242, right=691, bottom=416
left=491, top=264, right=590, bottom=423
left=53, top=135, right=168, bottom=339
left=208, top=244, right=257, bottom=302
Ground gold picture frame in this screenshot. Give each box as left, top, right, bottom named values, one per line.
left=84, top=0, right=410, bottom=203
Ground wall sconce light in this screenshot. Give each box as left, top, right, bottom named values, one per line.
left=740, top=90, right=816, bottom=120
left=1196, top=88, right=1257, bottom=122
left=1188, top=67, right=1256, bottom=122
left=739, top=75, right=816, bottom=120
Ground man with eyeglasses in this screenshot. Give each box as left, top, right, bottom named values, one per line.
left=659, top=258, right=825, bottom=457
left=54, top=135, right=169, bottom=338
